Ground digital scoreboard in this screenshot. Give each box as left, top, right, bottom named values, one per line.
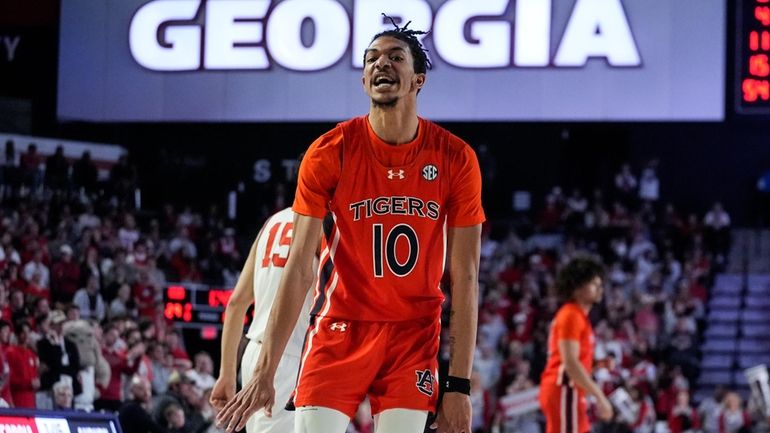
left=0, top=409, right=121, bottom=433
left=738, top=0, right=770, bottom=113
left=163, top=284, right=253, bottom=339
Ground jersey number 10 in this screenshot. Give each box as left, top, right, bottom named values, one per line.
left=372, top=223, right=419, bottom=278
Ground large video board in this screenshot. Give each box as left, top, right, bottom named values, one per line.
left=58, top=0, right=726, bottom=122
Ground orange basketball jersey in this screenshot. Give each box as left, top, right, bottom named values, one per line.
left=293, top=115, right=485, bottom=321
left=540, top=302, right=595, bottom=387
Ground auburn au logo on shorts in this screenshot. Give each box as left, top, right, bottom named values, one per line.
left=415, top=369, right=434, bottom=396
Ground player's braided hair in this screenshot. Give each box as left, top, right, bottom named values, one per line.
left=368, top=14, right=432, bottom=74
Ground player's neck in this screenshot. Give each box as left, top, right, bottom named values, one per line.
left=367, top=105, right=419, bottom=145
left=572, top=299, right=592, bottom=313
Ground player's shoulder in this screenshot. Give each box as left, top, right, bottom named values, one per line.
left=270, top=207, right=295, bottom=224
left=308, top=122, right=347, bottom=153
left=554, top=302, right=585, bottom=323
left=421, top=118, right=474, bottom=156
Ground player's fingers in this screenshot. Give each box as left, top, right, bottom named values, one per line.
left=264, top=392, right=275, bottom=417
left=236, top=405, right=260, bottom=431
left=217, top=397, right=240, bottom=427
left=226, top=409, right=244, bottom=433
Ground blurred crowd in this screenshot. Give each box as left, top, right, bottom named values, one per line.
left=0, top=139, right=246, bottom=432
left=447, top=160, right=740, bottom=433
left=0, top=140, right=749, bottom=433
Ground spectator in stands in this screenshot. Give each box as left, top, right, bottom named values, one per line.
left=118, top=214, right=140, bottom=252
left=52, top=379, right=75, bottom=411
left=96, top=322, right=144, bottom=412
left=148, top=342, right=172, bottom=395
left=718, top=392, right=750, bottom=433
left=0, top=321, right=12, bottom=406
left=19, top=143, right=43, bottom=197
left=186, top=352, right=215, bottom=391
left=108, top=283, right=137, bottom=320
left=45, top=145, right=70, bottom=194
left=72, top=274, right=106, bottom=322
left=615, top=163, right=638, bottom=207
left=51, top=244, right=80, bottom=303
left=703, top=202, right=731, bottom=262
left=109, top=154, right=137, bottom=205
left=0, top=139, right=20, bottom=200
left=154, top=370, right=209, bottom=433
left=7, top=322, right=39, bottom=408
left=168, top=226, right=198, bottom=259
left=639, top=161, right=660, bottom=204
left=164, top=330, right=191, bottom=370
left=470, top=370, right=492, bottom=433
left=163, top=403, right=188, bottom=433
left=37, top=310, right=81, bottom=397
left=119, top=375, right=167, bottom=433
left=698, top=385, right=726, bottom=433
left=72, top=151, right=98, bottom=196
left=9, top=289, right=31, bottom=326
left=22, top=249, right=49, bottom=291
left=629, top=385, right=656, bottom=433
left=668, top=390, right=700, bottom=433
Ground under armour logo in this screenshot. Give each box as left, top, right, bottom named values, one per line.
left=330, top=322, right=348, bottom=332
left=422, top=164, right=438, bottom=181
left=387, top=169, right=405, bottom=180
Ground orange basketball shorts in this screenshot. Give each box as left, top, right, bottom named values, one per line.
left=293, top=315, right=440, bottom=418
left=539, top=383, right=589, bottom=433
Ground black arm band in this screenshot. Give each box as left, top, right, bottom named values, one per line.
left=443, top=376, right=471, bottom=395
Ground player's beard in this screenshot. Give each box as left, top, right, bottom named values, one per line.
left=372, top=96, right=399, bottom=108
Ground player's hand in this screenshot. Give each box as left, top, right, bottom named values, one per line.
left=596, top=395, right=614, bottom=422
left=431, top=392, right=472, bottom=433
left=209, top=377, right=236, bottom=413
left=216, top=370, right=275, bottom=433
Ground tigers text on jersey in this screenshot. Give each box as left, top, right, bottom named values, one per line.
left=293, top=116, right=485, bottom=321
left=245, top=208, right=314, bottom=357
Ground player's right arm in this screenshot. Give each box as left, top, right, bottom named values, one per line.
left=217, top=131, right=339, bottom=433
left=558, top=339, right=613, bottom=421
left=210, top=233, right=259, bottom=412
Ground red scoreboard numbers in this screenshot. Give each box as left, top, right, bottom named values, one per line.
left=740, top=0, right=770, bottom=112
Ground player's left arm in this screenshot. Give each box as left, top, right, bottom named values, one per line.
left=433, top=224, right=481, bottom=433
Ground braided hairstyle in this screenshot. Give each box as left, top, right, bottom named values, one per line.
left=367, top=14, right=432, bottom=74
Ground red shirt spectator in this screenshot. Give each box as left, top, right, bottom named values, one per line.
left=6, top=323, right=39, bottom=408
left=97, top=326, right=143, bottom=410
left=51, top=244, right=81, bottom=303
left=0, top=321, right=13, bottom=406
left=667, top=391, right=700, bottom=433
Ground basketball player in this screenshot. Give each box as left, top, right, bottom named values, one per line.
left=216, top=19, right=485, bottom=433
left=210, top=207, right=314, bottom=433
left=539, top=256, right=614, bottom=433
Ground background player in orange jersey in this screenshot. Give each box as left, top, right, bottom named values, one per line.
left=539, top=256, right=614, bottom=433
left=217, top=17, right=485, bottom=433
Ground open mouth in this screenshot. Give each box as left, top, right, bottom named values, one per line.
left=374, top=76, right=397, bottom=89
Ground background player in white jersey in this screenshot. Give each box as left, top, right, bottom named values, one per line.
left=210, top=207, right=315, bottom=433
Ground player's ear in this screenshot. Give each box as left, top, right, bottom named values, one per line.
left=413, top=73, right=426, bottom=92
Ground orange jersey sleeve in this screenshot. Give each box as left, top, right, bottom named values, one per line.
left=446, top=139, right=485, bottom=227
left=293, top=127, right=344, bottom=219
left=552, top=306, right=587, bottom=342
